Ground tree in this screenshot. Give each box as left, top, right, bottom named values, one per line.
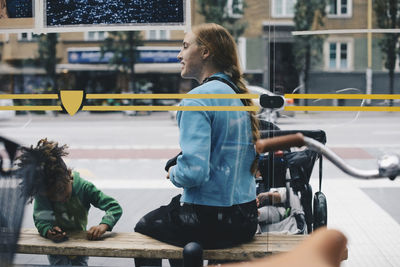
left=197, top=0, right=247, bottom=41
left=101, top=31, right=143, bottom=95
left=293, top=0, right=326, bottom=106
left=37, top=33, right=58, bottom=94
left=374, top=0, right=400, bottom=106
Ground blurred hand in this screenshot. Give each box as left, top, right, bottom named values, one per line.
left=166, top=167, right=171, bottom=179
left=46, top=226, right=67, bottom=242
left=87, top=224, right=109, bottom=240
left=221, top=228, right=347, bottom=267
left=257, top=192, right=271, bottom=204
left=257, top=192, right=281, bottom=205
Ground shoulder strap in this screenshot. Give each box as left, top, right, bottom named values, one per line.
left=202, top=76, right=246, bottom=106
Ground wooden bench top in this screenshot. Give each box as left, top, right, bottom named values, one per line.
left=16, top=228, right=347, bottom=261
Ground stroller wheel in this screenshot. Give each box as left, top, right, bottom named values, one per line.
left=313, top=191, right=327, bottom=231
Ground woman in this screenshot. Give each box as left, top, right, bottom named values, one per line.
left=134, top=23, right=260, bottom=257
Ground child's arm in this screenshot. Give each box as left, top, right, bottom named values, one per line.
left=83, top=180, right=122, bottom=239
left=33, top=196, right=56, bottom=238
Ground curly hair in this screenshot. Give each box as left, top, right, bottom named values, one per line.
left=17, top=138, right=72, bottom=203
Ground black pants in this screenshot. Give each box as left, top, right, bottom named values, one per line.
left=134, top=194, right=258, bottom=253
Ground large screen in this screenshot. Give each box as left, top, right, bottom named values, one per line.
left=0, top=0, right=189, bottom=33
left=46, top=0, right=185, bottom=27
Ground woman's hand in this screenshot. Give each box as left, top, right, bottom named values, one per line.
left=46, top=226, right=67, bottom=242
left=87, top=224, right=109, bottom=240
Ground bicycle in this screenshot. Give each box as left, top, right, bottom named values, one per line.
left=256, top=133, right=400, bottom=180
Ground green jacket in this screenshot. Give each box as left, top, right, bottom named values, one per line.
left=33, top=172, right=122, bottom=237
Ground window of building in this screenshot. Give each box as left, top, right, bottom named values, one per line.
left=325, top=40, right=353, bottom=70
left=271, top=0, right=296, bottom=18
left=327, top=0, right=351, bottom=17
left=226, top=0, right=244, bottom=18
left=146, top=30, right=170, bottom=40
left=17, top=32, right=39, bottom=41
left=85, top=31, right=107, bottom=41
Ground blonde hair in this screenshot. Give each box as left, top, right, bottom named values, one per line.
left=193, top=23, right=260, bottom=174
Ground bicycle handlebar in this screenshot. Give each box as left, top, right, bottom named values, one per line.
left=256, top=133, right=400, bottom=180
left=256, top=133, right=305, bottom=153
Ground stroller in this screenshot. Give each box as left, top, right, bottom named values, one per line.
left=256, top=122, right=327, bottom=234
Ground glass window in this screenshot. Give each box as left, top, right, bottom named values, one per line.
left=226, top=0, right=244, bottom=18
left=17, top=33, right=39, bottom=41
left=148, top=30, right=157, bottom=40
left=272, top=0, right=296, bottom=17
left=159, top=30, right=167, bottom=40
left=340, top=43, right=347, bottom=68
left=85, top=31, right=107, bottom=41
left=329, top=43, right=337, bottom=69
left=328, top=0, right=350, bottom=16
left=146, top=30, right=170, bottom=40
left=327, top=42, right=350, bottom=70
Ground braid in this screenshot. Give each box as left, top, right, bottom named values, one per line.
left=17, top=138, right=72, bottom=203
left=229, top=66, right=260, bottom=175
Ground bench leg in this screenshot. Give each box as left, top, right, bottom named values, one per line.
left=134, top=258, right=162, bottom=266
left=183, top=242, right=203, bottom=267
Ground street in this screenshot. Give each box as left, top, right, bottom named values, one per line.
left=1, top=110, right=400, bottom=266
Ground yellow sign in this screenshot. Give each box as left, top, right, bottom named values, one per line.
left=60, top=90, right=84, bottom=116
left=0, top=92, right=399, bottom=115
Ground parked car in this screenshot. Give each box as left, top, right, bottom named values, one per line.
left=0, top=98, right=16, bottom=120
left=169, top=85, right=295, bottom=124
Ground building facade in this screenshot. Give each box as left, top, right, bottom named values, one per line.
left=0, top=0, right=397, bottom=106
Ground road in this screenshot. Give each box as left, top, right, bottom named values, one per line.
left=1, top=111, right=399, bottom=266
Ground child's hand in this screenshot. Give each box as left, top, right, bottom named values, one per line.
left=87, top=224, right=109, bottom=240
left=257, top=192, right=281, bottom=205
left=47, top=226, right=68, bottom=242
left=257, top=192, right=271, bottom=204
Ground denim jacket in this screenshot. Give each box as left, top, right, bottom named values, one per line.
left=169, top=73, right=257, bottom=206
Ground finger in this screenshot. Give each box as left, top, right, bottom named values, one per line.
left=48, top=230, right=55, bottom=236
left=316, top=229, right=347, bottom=266
left=93, top=229, right=101, bottom=240
left=87, top=229, right=93, bottom=240
left=53, top=226, right=62, bottom=233
left=299, top=228, right=347, bottom=266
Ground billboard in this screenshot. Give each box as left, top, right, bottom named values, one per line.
left=0, top=0, right=189, bottom=33
left=67, top=47, right=180, bottom=64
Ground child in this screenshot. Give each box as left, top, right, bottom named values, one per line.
left=18, top=138, right=123, bottom=266
left=257, top=188, right=290, bottom=224
left=256, top=187, right=306, bottom=234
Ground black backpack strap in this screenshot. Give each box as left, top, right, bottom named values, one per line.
left=202, top=76, right=247, bottom=106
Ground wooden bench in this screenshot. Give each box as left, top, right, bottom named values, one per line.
left=16, top=228, right=347, bottom=262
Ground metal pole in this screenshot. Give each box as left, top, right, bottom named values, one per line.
left=262, top=35, right=270, bottom=90
left=366, top=0, right=372, bottom=105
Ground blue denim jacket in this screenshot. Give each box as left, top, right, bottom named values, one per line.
left=169, top=73, right=257, bottom=206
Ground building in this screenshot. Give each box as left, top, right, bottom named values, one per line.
left=0, top=0, right=397, bottom=107
left=240, top=0, right=397, bottom=106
